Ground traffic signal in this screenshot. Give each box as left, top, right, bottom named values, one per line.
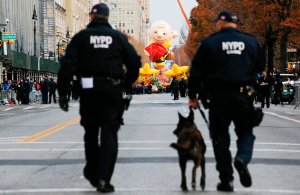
left=56, top=48, right=65, bottom=55
left=5, top=40, right=14, bottom=44
left=60, top=48, right=65, bottom=56
left=0, top=40, right=2, bottom=48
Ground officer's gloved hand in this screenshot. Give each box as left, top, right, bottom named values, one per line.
left=59, top=96, right=69, bottom=112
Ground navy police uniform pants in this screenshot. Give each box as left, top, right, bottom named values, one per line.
left=208, top=92, right=255, bottom=183
left=82, top=104, right=120, bottom=184
left=80, top=84, right=123, bottom=185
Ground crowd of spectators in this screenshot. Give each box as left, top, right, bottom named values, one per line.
left=0, top=75, right=57, bottom=105
left=2, top=69, right=298, bottom=106
left=255, top=69, right=300, bottom=107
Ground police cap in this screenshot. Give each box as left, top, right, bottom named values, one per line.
left=215, top=11, right=239, bottom=24
left=90, top=3, right=109, bottom=16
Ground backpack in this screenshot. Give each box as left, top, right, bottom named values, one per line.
left=36, top=83, right=41, bottom=90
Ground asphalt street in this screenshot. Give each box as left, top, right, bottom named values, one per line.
left=0, top=93, right=299, bottom=194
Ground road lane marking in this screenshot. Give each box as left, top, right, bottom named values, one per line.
left=2, top=108, right=14, bottom=111
left=0, top=149, right=84, bottom=151
left=0, top=140, right=300, bottom=146
left=255, top=142, right=300, bottom=146
left=1, top=148, right=300, bottom=153
left=28, top=118, right=80, bottom=142
left=23, top=106, right=34, bottom=110
left=0, top=136, right=26, bottom=140
left=27, top=117, right=80, bottom=142
left=18, top=117, right=80, bottom=143
left=39, top=105, right=50, bottom=109
left=0, top=187, right=299, bottom=194
left=265, top=111, right=300, bottom=124
left=18, top=124, right=66, bottom=142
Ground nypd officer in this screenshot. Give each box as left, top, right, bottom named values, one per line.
left=188, top=11, right=265, bottom=192
left=57, top=3, right=141, bottom=193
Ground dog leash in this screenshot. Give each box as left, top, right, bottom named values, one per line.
left=197, top=106, right=213, bottom=140
left=198, top=106, right=210, bottom=129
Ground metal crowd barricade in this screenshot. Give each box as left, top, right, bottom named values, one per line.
left=0, top=90, right=3, bottom=105
left=10, top=90, right=16, bottom=102
left=294, top=85, right=300, bottom=109
left=29, top=90, right=42, bottom=104
left=0, top=90, right=10, bottom=105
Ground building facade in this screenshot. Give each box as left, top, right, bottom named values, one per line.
left=65, top=0, right=90, bottom=39
left=55, top=0, right=67, bottom=60
left=139, top=0, right=150, bottom=43
left=0, top=0, right=41, bottom=56
left=0, top=0, right=151, bottom=83
left=0, top=0, right=41, bottom=82
left=98, top=0, right=150, bottom=44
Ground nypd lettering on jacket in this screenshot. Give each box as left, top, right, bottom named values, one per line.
left=222, top=41, right=245, bottom=55
left=90, top=35, right=113, bottom=48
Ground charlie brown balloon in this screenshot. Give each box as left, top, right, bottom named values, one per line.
left=145, top=20, right=177, bottom=70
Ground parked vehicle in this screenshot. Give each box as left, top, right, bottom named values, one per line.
left=271, top=74, right=298, bottom=104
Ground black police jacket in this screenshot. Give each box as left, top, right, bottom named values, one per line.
left=258, top=76, right=272, bottom=92
left=188, top=27, right=266, bottom=99
left=57, top=18, right=141, bottom=96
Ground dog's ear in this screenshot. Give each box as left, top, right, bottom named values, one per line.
left=188, top=108, right=194, bottom=121
left=173, top=129, right=179, bottom=136
left=178, top=111, right=184, bottom=120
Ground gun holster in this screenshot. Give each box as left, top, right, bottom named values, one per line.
left=201, top=97, right=210, bottom=109
left=118, top=95, right=132, bottom=128
left=197, top=84, right=210, bottom=109
left=244, top=86, right=264, bottom=127
left=252, top=107, right=264, bottom=127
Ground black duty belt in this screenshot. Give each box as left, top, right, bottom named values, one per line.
left=209, top=85, right=255, bottom=97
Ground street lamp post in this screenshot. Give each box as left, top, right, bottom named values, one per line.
left=66, top=28, right=70, bottom=44
left=56, top=41, right=61, bottom=61
left=0, top=18, right=9, bottom=32
left=32, top=5, right=38, bottom=56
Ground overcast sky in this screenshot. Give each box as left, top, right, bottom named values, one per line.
left=149, top=0, right=198, bottom=46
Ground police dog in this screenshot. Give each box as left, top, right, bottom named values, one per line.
left=170, top=108, right=206, bottom=191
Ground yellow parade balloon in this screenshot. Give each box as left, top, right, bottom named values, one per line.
left=164, top=64, right=188, bottom=80
left=139, top=63, right=159, bottom=76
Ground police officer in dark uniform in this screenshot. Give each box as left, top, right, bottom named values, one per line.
left=258, top=71, right=272, bottom=108
left=48, top=78, right=57, bottom=104
left=41, top=75, right=50, bottom=104
left=188, top=11, right=265, bottom=192
left=170, top=77, right=179, bottom=100
left=22, top=76, right=32, bottom=104
left=57, top=3, right=141, bottom=193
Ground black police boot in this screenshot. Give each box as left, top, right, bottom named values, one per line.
left=217, top=181, right=234, bottom=192
left=83, top=168, right=98, bottom=187
left=234, top=159, right=252, bottom=187
left=97, top=180, right=115, bottom=193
